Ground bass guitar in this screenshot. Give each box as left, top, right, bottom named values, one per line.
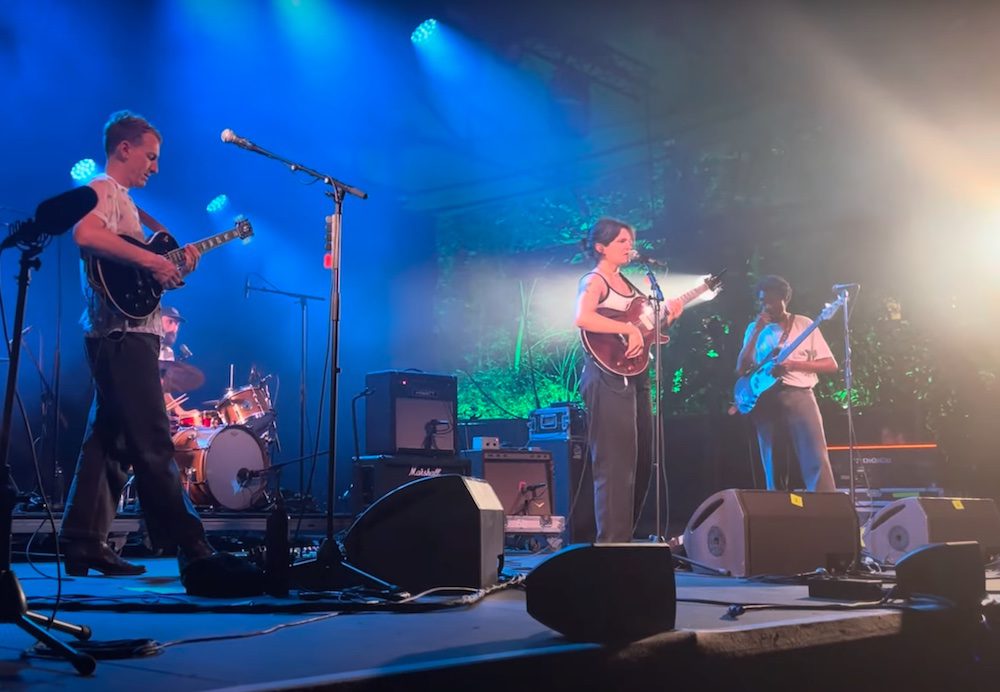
left=731, top=293, right=845, bottom=415
left=87, top=218, right=254, bottom=320
left=581, top=270, right=725, bottom=377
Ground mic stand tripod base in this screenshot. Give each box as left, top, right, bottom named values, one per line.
left=0, top=569, right=96, bottom=674
left=288, top=538, right=404, bottom=597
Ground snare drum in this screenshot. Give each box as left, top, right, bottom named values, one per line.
left=217, top=385, right=273, bottom=428
left=172, top=425, right=269, bottom=510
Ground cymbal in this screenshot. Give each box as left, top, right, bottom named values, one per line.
left=159, top=360, right=205, bottom=392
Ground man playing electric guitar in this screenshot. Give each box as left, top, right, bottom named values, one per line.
left=61, top=111, right=261, bottom=596
left=735, top=275, right=837, bottom=492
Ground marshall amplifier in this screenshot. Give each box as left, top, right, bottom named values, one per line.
left=350, top=454, right=470, bottom=515
left=365, top=370, right=458, bottom=456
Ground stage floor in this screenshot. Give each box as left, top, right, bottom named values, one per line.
left=3, top=552, right=1000, bottom=691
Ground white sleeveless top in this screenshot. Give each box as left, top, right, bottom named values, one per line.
left=581, top=271, right=637, bottom=311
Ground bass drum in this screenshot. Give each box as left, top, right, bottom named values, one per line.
left=172, top=425, right=268, bottom=510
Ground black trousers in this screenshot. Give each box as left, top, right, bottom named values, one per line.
left=580, top=357, right=652, bottom=543
left=60, top=332, right=206, bottom=551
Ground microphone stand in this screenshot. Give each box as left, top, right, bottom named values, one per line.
left=223, top=134, right=397, bottom=594
left=246, top=280, right=324, bottom=500
left=642, top=264, right=668, bottom=542
left=0, top=241, right=95, bottom=674
left=838, top=287, right=858, bottom=513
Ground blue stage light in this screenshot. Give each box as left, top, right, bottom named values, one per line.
left=70, top=158, right=98, bottom=183
left=206, top=194, right=229, bottom=213
left=411, top=18, right=438, bottom=45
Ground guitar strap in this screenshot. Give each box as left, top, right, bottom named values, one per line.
left=778, top=315, right=795, bottom=347
left=136, top=206, right=169, bottom=235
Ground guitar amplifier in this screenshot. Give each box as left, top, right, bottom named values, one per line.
left=365, top=370, right=458, bottom=456
left=350, top=454, right=470, bottom=515
left=829, top=444, right=942, bottom=491
left=465, top=449, right=554, bottom=517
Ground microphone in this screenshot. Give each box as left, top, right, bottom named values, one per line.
left=236, top=467, right=262, bottom=486
left=518, top=481, right=547, bottom=493
left=629, top=249, right=668, bottom=268
left=244, top=276, right=251, bottom=299
left=832, top=283, right=860, bottom=292
left=1, top=187, right=98, bottom=250
left=177, top=344, right=193, bottom=360
left=221, top=128, right=263, bottom=153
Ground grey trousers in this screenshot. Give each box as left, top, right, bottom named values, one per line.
left=580, top=358, right=651, bottom=543
left=751, top=385, right=836, bottom=492
left=60, top=333, right=207, bottom=551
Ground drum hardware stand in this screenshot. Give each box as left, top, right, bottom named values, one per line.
left=20, top=333, right=67, bottom=508
left=1, top=203, right=96, bottom=675
left=220, top=133, right=396, bottom=595
left=245, top=280, right=324, bottom=503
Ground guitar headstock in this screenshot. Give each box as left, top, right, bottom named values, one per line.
left=820, top=293, right=847, bottom=321
left=704, top=269, right=727, bottom=292
left=234, top=218, right=254, bottom=240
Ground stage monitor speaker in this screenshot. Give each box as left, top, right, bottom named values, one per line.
left=525, top=543, right=675, bottom=643
left=343, top=475, right=504, bottom=593
left=861, top=496, right=1000, bottom=565
left=895, top=541, right=986, bottom=609
left=465, top=449, right=554, bottom=516
left=683, top=489, right=858, bottom=577
left=350, top=455, right=470, bottom=515
left=365, top=370, right=458, bottom=456
left=525, top=436, right=595, bottom=543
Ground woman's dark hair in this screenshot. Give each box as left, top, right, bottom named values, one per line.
left=581, top=217, right=634, bottom=261
left=754, top=274, right=793, bottom=302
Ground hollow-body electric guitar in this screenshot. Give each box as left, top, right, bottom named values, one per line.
left=581, top=271, right=725, bottom=377
left=87, top=219, right=254, bottom=320
left=731, top=294, right=845, bottom=415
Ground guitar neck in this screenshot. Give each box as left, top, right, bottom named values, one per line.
left=674, top=281, right=712, bottom=306
left=165, top=227, right=244, bottom=263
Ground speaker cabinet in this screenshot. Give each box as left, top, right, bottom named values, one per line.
left=525, top=543, right=676, bottom=643
left=895, top=542, right=986, bottom=609
left=465, top=449, right=554, bottom=516
left=350, top=454, right=470, bottom=515
left=683, top=489, right=858, bottom=577
left=365, top=370, right=458, bottom=456
left=862, top=497, right=1000, bottom=565
left=343, top=475, right=505, bottom=593
left=526, top=436, right=595, bottom=543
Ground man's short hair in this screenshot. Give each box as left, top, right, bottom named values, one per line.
left=104, top=110, right=161, bottom=155
left=755, top=274, right=792, bottom=302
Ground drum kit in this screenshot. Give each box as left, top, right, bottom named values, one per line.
left=161, top=360, right=278, bottom=512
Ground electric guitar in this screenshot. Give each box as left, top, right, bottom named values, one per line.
left=87, top=219, right=254, bottom=319
left=731, top=294, right=845, bottom=415
left=581, top=270, right=725, bottom=377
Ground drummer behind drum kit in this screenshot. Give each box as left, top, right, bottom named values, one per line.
left=160, top=360, right=279, bottom=512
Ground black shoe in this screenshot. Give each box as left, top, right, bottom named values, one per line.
left=180, top=551, right=265, bottom=597
left=63, top=540, right=146, bottom=577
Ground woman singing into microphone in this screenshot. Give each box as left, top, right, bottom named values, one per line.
left=574, top=218, right=683, bottom=543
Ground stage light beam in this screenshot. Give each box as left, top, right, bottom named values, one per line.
left=70, top=158, right=98, bottom=184
left=206, top=194, right=229, bottom=214
left=411, top=18, right=437, bottom=45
